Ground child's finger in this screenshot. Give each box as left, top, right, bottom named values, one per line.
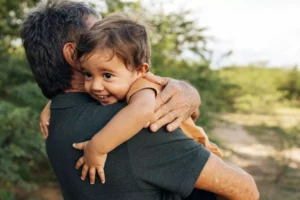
left=81, top=164, right=89, bottom=180
left=75, top=156, right=85, bottom=169
left=40, top=122, right=47, bottom=138
left=39, top=122, right=44, bottom=136
left=43, top=122, right=49, bottom=138
left=73, top=141, right=88, bottom=150
left=89, top=167, right=96, bottom=184
left=97, top=167, right=105, bottom=184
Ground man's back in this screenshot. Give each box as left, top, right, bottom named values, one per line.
left=47, top=92, right=211, bottom=200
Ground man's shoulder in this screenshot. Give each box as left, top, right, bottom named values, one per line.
left=50, top=92, right=126, bottom=137
left=51, top=92, right=126, bottom=111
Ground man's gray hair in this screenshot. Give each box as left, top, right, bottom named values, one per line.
left=20, top=0, right=100, bottom=98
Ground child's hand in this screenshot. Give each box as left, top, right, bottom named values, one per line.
left=73, top=141, right=107, bottom=184
left=40, top=101, right=51, bottom=138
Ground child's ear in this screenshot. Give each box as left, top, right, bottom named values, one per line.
left=137, top=63, right=149, bottom=76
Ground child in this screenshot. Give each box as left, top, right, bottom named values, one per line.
left=74, top=12, right=223, bottom=184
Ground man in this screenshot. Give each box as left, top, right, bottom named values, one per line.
left=20, top=0, right=259, bottom=200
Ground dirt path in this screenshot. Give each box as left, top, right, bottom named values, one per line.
left=212, top=123, right=275, bottom=168
left=212, top=122, right=300, bottom=200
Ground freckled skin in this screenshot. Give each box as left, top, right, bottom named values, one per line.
left=196, top=154, right=259, bottom=200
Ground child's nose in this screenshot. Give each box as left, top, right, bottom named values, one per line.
left=91, top=80, right=104, bottom=92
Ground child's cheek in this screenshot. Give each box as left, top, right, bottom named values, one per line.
left=84, top=82, right=91, bottom=93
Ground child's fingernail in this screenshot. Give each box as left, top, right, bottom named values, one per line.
left=81, top=177, right=84, bottom=180
left=145, top=122, right=150, bottom=127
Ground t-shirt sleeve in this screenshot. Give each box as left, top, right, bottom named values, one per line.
left=126, top=78, right=163, bottom=103
left=127, top=127, right=210, bottom=198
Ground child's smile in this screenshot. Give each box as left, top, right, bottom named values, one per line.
left=94, top=94, right=114, bottom=105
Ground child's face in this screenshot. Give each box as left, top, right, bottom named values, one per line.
left=80, top=51, right=143, bottom=105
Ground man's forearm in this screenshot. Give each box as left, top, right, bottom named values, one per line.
left=194, top=154, right=259, bottom=200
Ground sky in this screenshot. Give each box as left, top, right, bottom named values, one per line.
left=141, top=0, right=300, bottom=68
left=89, top=0, right=300, bottom=68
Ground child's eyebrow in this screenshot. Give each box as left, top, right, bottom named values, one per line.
left=97, top=66, right=115, bottom=73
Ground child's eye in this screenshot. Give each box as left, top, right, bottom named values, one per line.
left=103, top=73, right=112, bottom=80
left=83, top=72, right=92, bottom=79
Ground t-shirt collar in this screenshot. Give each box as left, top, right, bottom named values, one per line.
left=51, top=92, right=99, bottom=109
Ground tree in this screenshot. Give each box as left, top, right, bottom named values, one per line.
left=278, top=66, right=300, bottom=101
left=0, top=0, right=36, bottom=53
left=0, top=0, right=48, bottom=195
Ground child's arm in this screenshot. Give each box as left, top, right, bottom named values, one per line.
left=40, top=101, right=51, bottom=138
left=92, top=88, right=156, bottom=154
left=73, top=88, right=156, bottom=184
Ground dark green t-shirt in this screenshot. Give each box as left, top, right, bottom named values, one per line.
left=47, top=92, right=211, bottom=200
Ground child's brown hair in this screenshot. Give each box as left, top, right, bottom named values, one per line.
left=76, top=12, right=151, bottom=70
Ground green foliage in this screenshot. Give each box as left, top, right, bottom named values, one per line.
left=0, top=189, right=15, bottom=200
left=0, top=0, right=47, bottom=191
left=144, top=9, right=237, bottom=125
left=0, top=52, right=48, bottom=190
left=0, top=0, right=36, bottom=53
left=278, top=66, right=300, bottom=101
left=218, top=66, right=300, bottom=113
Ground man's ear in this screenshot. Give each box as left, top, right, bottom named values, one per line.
left=63, top=42, right=80, bottom=70
left=137, top=63, right=149, bottom=77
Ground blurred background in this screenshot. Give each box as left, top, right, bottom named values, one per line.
left=0, top=0, right=299, bottom=199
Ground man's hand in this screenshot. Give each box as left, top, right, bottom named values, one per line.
left=73, top=140, right=107, bottom=184
left=144, top=73, right=201, bottom=132
left=40, top=101, right=51, bottom=138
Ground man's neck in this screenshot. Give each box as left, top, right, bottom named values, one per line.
left=64, top=70, right=85, bottom=93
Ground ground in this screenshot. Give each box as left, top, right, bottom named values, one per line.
left=213, top=111, right=300, bottom=200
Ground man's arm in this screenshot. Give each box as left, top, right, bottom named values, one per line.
left=143, top=73, right=201, bottom=132
left=195, top=153, right=259, bottom=200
